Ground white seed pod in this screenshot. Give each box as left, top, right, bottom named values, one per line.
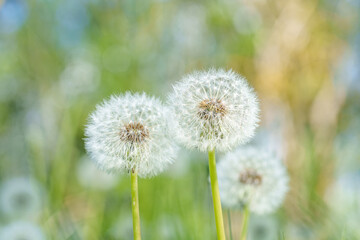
left=0, top=177, right=43, bottom=219
left=85, top=92, right=178, bottom=178
left=0, top=221, right=45, bottom=240
left=217, top=147, right=289, bottom=214
left=168, top=68, right=259, bottom=152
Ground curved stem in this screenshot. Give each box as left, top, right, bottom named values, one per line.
left=208, top=149, right=226, bottom=240
left=131, top=169, right=141, bottom=240
left=240, top=205, right=250, bottom=240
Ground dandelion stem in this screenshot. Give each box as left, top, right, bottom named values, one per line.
left=131, top=169, right=141, bottom=240
left=208, top=149, right=226, bottom=240
left=227, top=210, right=233, bottom=240
left=240, top=205, right=250, bottom=240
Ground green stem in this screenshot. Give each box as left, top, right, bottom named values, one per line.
left=240, top=205, right=250, bottom=240
left=227, top=210, right=233, bottom=240
left=208, top=149, right=226, bottom=240
left=131, top=169, right=141, bottom=240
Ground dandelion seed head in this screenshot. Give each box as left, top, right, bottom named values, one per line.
left=168, top=68, right=259, bottom=152
left=0, top=178, right=43, bottom=219
left=85, top=92, right=178, bottom=178
left=119, top=122, right=150, bottom=144
left=239, top=169, right=262, bottom=186
left=217, top=147, right=289, bottom=214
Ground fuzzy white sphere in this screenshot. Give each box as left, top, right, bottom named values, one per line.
left=217, top=147, right=289, bottom=214
left=85, top=92, right=178, bottom=178
left=0, top=221, right=45, bottom=240
left=168, top=69, right=259, bottom=152
left=0, top=178, right=43, bottom=219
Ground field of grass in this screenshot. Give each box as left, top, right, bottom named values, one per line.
left=0, top=0, right=359, bottom=239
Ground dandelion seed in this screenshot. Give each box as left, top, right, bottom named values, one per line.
left=85, top=92, right=178, bottom=240
left=0, top=221, right=45, bottom=240
left=85, top=92, right=178, bottom=178
left=218, top=147, right=289, bottom=214
left=168, top=68, right=259, bottom=152
left=169, top=68, right=259, bottom=239
left=0, top=178, right=43, bottom=219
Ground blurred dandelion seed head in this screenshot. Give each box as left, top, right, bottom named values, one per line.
left=85, top=92, right=178, bottom=178
left=239, top=169, right=263, bottom=186
left=59, top=57, right=100, bottom=99
left=168, top=68, right=259, bottom=152
left=217, top=147, right=289, bottom=214
left=0, top=221, right=45, bottom=240
left=0, top=178, right=43, bottom=219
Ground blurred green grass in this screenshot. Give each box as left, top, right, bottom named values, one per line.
left=0, top=0, right=360, bottom=239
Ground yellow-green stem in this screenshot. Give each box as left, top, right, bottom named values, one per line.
left=240, top=205, right=250, bottom=240
left=208, top=149, right=226, bottom=240
left=131, top=169, right=141, bottom=240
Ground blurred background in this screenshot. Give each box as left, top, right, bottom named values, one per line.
left=0, top=0, right=359, bottom=239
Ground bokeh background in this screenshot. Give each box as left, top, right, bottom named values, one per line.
left=0, top=0, right=359, bottom=239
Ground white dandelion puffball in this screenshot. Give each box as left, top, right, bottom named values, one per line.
left=0, top=178, right=43, bottom=219
left=85, top=92, right=178, bottom=178
left=168, top=69, right=259, bottom=152
left=0, top=221, right=45, bottom=240
left=217, top=147, right=289, bottom=214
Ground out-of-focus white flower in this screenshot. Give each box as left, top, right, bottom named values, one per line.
left=85, top=92, right=178, bottom=178
left=59, top=57, right=100, bottom=99
left=77, top=156, right=118, bottom=190
left=217, top=147, right=288, bottom=214
left=171, top=4, right=207, bottom=53
left=168, top=69, right=259, bottom=152
left=0, top=178, right=43, bottom=219
left=248, top=215, right=277, bottom=240
left=0, top=221, right=45, bottom=240
left=285, top=223, right=314, bottom=240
